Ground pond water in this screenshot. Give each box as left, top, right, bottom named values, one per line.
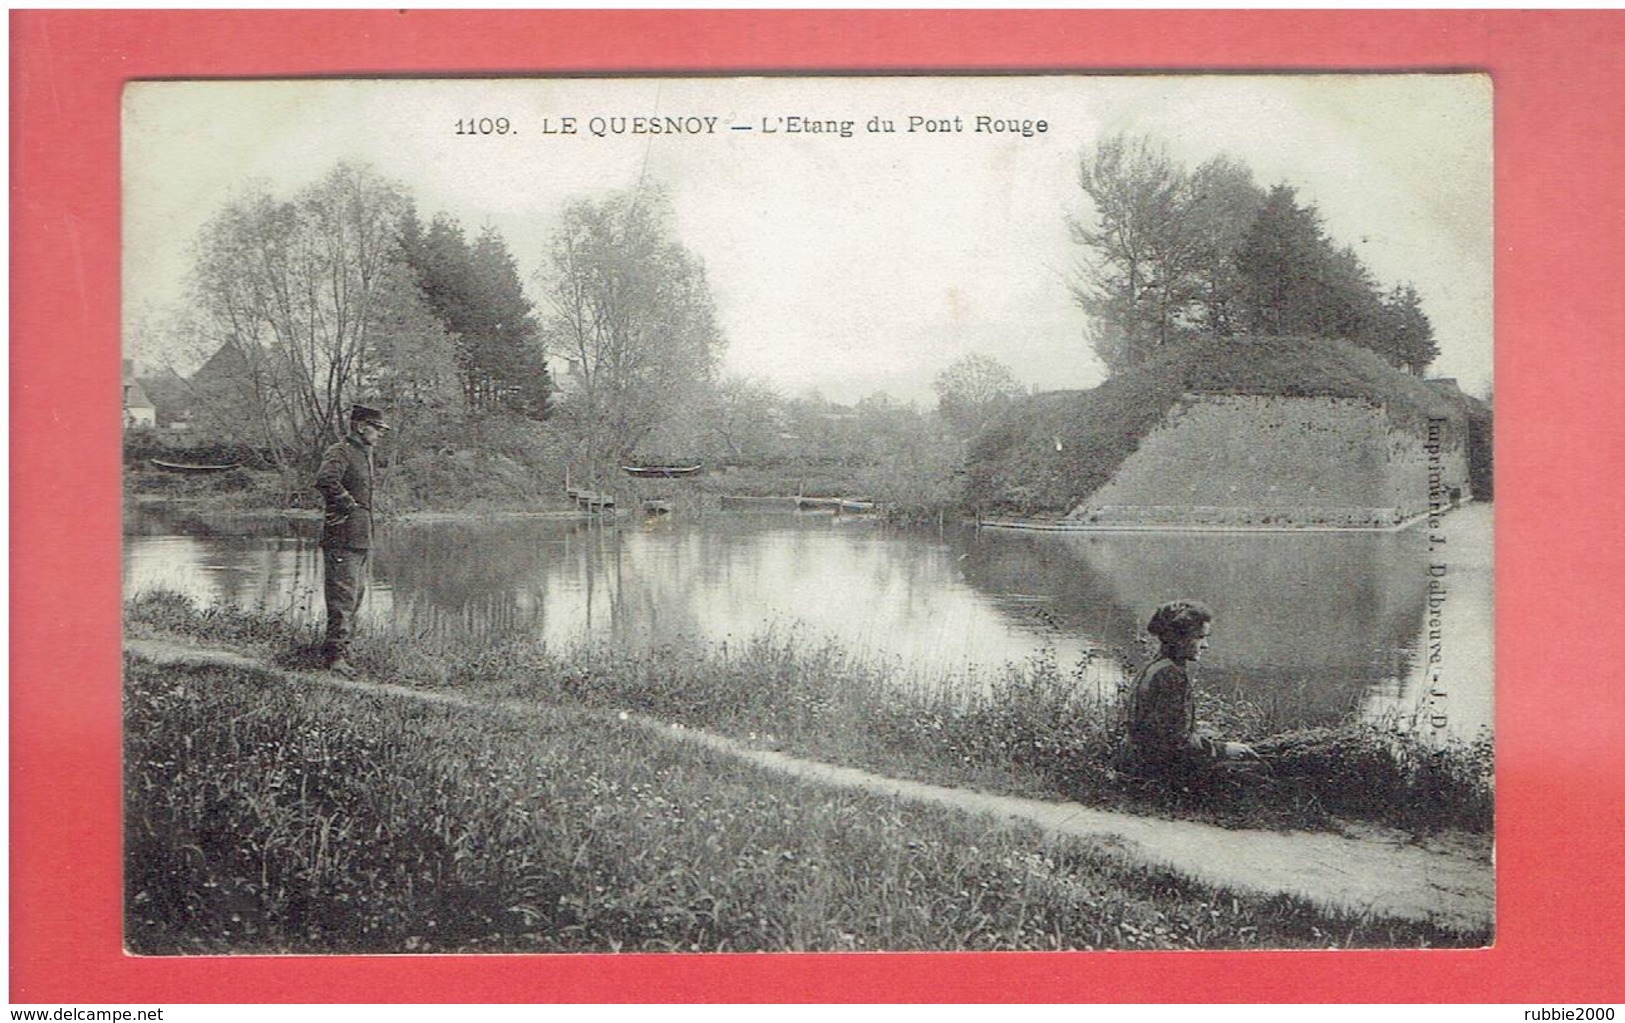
left=123, top=503, right=1493, bottom=741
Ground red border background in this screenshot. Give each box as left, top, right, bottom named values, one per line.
left=12, top=9, right=1625, bottom=1003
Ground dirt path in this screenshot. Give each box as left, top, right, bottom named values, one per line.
left=124, top=637, right=1493, bottom=935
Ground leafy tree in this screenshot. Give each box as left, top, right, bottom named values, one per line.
left=1379, top=283, right=1440, bottom=375
left=933, top=353, right=1026, bottom=439
left=1073, top=139, right=1432, bottom=377
left=1070, top=135, right=1193, bottom=373
left=1234, top=184, right=1399, bottom=358
left=850, top=393, right=962, bottom=514
left=777, top=392, right=863, bottom=469
left=1181, top=155, right=1266, bottom=337
left=400, top=211, right=550, bottom=417
left=1321, top=243, right=1389, bottom=344
left=1234, top=184, right=1331, bottom=338
left=1071, top=137, right=1265, bottom=372
left=636, top=374, right=782, bottom=466
left=368, top=273, right=464, bottom=428
left=539, top=187, right=724, bottom=476
left=468, top=225, right=551, bottom=417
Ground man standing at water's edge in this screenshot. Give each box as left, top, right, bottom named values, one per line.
left=314, top=403, right=390, bottom=677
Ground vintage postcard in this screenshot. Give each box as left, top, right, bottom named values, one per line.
left=119, top=74, right=1492, bottom=956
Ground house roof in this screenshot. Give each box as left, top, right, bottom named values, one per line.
left=137, top=368, right=191, bottom=409
left=193, top=341, right=253, bottom=384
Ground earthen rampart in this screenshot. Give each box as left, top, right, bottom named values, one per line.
left=1067, top=394, right=1470, bottom=528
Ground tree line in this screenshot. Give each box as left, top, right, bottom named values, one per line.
left=1071, top=134, right=1439, bottom=377
left=169, top=163, right=726, bottom=479
left=157, top=160, right=1027, bottom=496
left=147, top=137, right=1446, bottom=500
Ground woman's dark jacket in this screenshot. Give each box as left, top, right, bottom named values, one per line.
left=1126, top=657, right=1199, bottom=763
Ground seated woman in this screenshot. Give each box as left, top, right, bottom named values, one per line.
left=1124, top=599, right=1257, bottom=783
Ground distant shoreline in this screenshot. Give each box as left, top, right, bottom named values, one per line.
left=975, top=506, right=1458, bottom=535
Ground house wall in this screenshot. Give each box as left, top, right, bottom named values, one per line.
left=123, top=381, right=157, bottom=429
left=1069, top=394, right=1470, bottom=527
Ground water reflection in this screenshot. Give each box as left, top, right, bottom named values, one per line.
left=122, top=532, right=323, bottom=618
left=1360, top=506, right=1494, bottom=739
left=955, top=526, right=1427, bottom=726
left=122, top=504, right=1493, bottom=738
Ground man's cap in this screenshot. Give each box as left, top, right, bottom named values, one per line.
left=349, top=403, right=393, bottom=430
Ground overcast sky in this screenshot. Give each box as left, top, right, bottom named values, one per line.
left=124, top=75, right=1492, bottom=404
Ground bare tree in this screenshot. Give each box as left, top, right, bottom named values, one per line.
left=701, top=375, right=783, bottom=462
left=188, top=163, right=424, bottom=466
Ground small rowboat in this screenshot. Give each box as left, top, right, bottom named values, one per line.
left=148, top=458, right=243, bottom=474
left=796, top=496, right=876, bottom=513
left=620, top=464, right=703, bottom=479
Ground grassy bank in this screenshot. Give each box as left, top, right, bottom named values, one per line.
left=124, top=461, right=924, bottom=523
left=126, top=593, right=1493, bottom=838
left=965, top=335, right=1490, bottom=517
left=125, top=654, right=1485, bottom=953
left=125, top=464, right=579, bottom=519
left=488, top=632, right=1491, bottom=837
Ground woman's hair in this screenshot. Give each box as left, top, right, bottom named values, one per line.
left=1146, top=599, right=1213, bottom=646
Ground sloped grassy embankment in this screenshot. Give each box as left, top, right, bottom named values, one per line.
left=125, top=594, right=1491, bottom=953
left=963, top=335, right=1493, bottom=518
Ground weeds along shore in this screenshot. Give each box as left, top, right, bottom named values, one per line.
left=124, top=592, right=1492, bottom=952
left=124, top=654, right=1485, bottom=954
left=127, top=591, right=1493, bottom=837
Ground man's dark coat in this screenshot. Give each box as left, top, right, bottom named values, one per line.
left=314, top=435, right=376, bottom=549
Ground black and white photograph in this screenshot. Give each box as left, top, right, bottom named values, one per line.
left=120, top=74, right=1494, bottom=955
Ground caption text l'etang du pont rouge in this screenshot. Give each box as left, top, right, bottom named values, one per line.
left=454, top=113, right=1052, bottom=140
